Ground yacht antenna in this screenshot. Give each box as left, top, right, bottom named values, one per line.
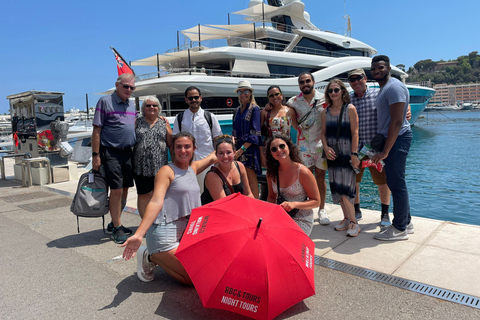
left=343, top=0, right=351, bottom=37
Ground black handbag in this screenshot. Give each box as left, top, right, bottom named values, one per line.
left=276, top=169, right=299, bottom=218
left=371, top=133, right=387, bottom=152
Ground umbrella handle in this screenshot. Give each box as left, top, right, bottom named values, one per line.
left=254, top=218, right=262, bottom=240
left=256, top=218, right=262, bottom=228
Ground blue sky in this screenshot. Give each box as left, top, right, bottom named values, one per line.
left=2, top=0, right=478, bottom=114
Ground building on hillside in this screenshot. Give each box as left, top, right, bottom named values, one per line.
left=430, top=83, right=480, bottom=105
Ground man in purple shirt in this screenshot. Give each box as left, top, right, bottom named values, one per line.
left=92, top=73, right=136, bottom=244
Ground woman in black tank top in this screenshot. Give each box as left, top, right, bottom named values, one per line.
left=201, top=135, right=254, bottom=204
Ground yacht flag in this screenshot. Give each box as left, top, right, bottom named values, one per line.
left=110, top=47, right=135, bottom=76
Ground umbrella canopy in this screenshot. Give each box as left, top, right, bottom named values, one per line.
left=176, top=193, right=315, bottom=320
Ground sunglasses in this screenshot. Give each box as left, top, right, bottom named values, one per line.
left=348, top=76, right=364, bottom=83
left=215, top=136, right=233, bottom=145
left=270, top=143, right=286, bottom=153
left=237, top=90, right=251, bottom=96
left=299, top=79, right=312, bottom=85
left=122, top=84, right=136, bottom=91
left=187, top=96, right=200, bottom=101
left=327, top=88, right=341, bottom=94
left=268, top=92, right=281, bottom=99
left=145, top=104, right=158, bottom=108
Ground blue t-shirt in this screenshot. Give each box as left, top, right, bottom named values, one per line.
left=93, top=91, right=136, bottom=148
left=376, top=77, right=410, bottom=137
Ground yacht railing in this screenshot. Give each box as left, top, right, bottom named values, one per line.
left=135, top=68, right=296, bottom=82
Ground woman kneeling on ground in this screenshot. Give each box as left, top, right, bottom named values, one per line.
left=201, top=134, right=254, bottom=204
left=265, top=133, right=320, bottom=236
left=122, top=132, right=216, bottom=285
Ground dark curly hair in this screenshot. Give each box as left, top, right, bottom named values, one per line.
left=265, top=133, right=303, bottom=178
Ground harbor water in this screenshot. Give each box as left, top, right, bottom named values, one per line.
left=357, top=110, right=480, bottom=226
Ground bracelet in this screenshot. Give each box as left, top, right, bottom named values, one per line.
left=240, top=145, right=247, bottom=152
left=92, top=152, right=99, bottom=157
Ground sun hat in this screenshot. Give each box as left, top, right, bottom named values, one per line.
left=347, top=68, right=366, bottom=78
left=234, top=80, right=254, bottom=93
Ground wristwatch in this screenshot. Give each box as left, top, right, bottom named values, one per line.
left=92, top=152, right=99, bottom=157
left=351, top=152, right=358, bottom=156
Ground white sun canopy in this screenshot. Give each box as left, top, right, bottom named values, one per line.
left=181, top=23, right=258, bottom=42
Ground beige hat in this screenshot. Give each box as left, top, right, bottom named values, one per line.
left=348, top=68, right=366, bottom=78
left=234, top=80, right=254, bottom=93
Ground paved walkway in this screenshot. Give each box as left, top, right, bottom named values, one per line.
left=1, top=159, right=479, bottom=319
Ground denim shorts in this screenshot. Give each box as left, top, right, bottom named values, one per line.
left=146, top=215, right=189, bottom=254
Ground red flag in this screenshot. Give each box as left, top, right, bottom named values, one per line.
left=110, top=47, right=134, bottom=76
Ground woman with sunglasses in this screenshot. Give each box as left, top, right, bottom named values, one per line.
left=320, top=79, right=360, bottom=237
left=201, top=135, right=254, bottom=204
left=260, top=86, right=297, bottom=167
left=265, top=133, right=320, bottom=235
left=122, top=132, right=216, bottom=285
left=232, top=80, right=262, bottom=198
left=133, top=96, right=172, bottom=218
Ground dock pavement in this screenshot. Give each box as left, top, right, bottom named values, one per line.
left=1, top=158, right=479, bottom=319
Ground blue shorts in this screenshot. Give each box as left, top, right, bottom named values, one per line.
left=146, top=216, right=189, bottom=254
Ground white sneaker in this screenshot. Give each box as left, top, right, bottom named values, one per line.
left=318, top=209, right=330, bottom=225
left=137, top=246, right=155, bottom=282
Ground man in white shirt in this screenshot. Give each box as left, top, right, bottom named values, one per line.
left=172, top=86, right=222, bottom=192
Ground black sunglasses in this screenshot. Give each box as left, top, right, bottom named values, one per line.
left=268, top=92, right=281, bottom=98
left=187, top=96, right=200, bottom=101
left=215, top=136, right=233, bottom=145
left=122, top=84, right=136, bottom=91
left=327, top=88, right=341, bottom=94
left=270, top=143, right=286, bottom=153
left=348, top=76, right=363, bottom=83
left=145, top=104, right=158, bottom=108
left=299, top=79, right=312, bottom=85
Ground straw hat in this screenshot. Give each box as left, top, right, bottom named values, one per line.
left=234, top=80, right=254, bottom=93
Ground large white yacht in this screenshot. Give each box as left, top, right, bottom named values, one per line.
left=115, top=0, right=435, bottom=124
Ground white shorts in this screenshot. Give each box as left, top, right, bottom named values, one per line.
left=300, top=151, right=327, bottom=170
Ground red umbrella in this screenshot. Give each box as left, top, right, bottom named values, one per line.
left=176, top=193, right=315, bottom=320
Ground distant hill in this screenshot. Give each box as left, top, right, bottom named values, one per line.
left=405, top=51, right=480, bottom=85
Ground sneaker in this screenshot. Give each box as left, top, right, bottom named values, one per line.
left=374, top=225, right=408, bottom=241
left=407, top=221, right=414, bottom=234
left=346, top=222, right=361, bottom=237
left=137, top=246, right=155, bottom=282
left=111, top=226, right=129, bottom=244
left=334, top=219, right=350, bottom=231
left=355, top=209, right=362, bottom=221
left=380, top=212, right=392, bottom=227
left=106, top=223, right=132, bottom=235
left=318, top=209, right=330, bottom=225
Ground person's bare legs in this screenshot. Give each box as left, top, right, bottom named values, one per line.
left=150, top=249, right=193, bottom=286
left=137, top=191, right=153, bottom=219
left=311, top=166, right=329, bottom=224
left=109, top=188, right=123, bottom=227
left=315, top=167, right=327, bottom=210
left=378, top=184, right=391, bottom=205
left=246, top=167, right=259, bottom=199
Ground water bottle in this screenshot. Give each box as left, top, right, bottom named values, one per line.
left=106, top=255, right=126, bottom=264
left=358, top=143, right=372, bottom=160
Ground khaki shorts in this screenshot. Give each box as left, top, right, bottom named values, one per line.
left=300, top=151, right=327, bottom=170
left=356, top=163, right=387, bottom=185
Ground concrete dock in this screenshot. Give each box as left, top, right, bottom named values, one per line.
left=1, top=158, right=479, bottom=319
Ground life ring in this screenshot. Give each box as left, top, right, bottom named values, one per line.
left=226, top=98, right=233, bottom=107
